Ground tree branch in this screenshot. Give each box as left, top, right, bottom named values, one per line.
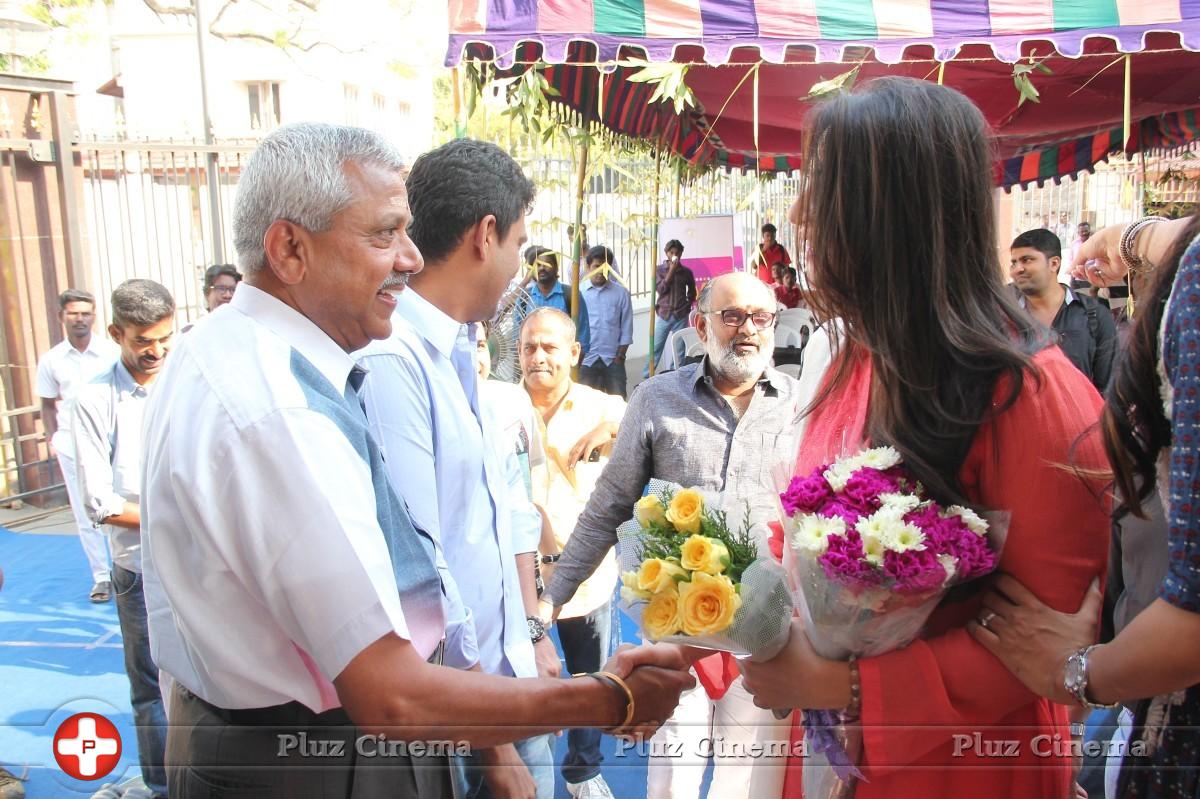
left=139, top=0, right=195, bottom=16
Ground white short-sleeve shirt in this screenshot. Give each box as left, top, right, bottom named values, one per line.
left=141, top=284, right=440, bottom=712
left=35, top=336, right=119, bottom=456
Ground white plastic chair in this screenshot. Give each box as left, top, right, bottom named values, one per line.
left=774, top=326, right=804, bottom=349
left=775, top=362, right=803, bottom=379
left=777, top=307, right=817, bottom=337
left=662, top=327, right=702, bottom=371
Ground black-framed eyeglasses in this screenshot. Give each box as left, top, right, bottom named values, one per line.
left=706, top=308, right=776, bottom=330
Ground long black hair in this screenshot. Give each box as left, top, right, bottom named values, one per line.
left=1104, top=213, right=1200, bottom=517
left=800, top=77, right=1044, bottom=506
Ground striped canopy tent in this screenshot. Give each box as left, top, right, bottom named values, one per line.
left=446, top=0, right=1200, bottom=187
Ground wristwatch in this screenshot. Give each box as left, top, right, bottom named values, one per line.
left=1063, top=645, right=1118, bottom=710
left=540, top=553, right=561, bottom=565
left=527, top=614, right=546, bottom=644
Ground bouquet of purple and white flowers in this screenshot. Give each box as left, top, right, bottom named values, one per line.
left=779, top=445, right=1008, bottom=799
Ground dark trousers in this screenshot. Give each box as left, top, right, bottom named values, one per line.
left=554, top=602, right=612, bottom=785
left=166, top=683, right=455, bottom=798
left=112, top=564, right=168, bottom=797
left=578, top=360, right=627, bottom=399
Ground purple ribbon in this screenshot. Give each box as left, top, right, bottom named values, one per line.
left=802, top=709, right=866, bottom=784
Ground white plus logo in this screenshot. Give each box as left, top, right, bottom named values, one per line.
left=53, top=714, right=122, bottom=780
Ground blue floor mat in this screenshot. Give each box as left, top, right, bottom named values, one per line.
left=0, top=526, right=716, bottom=798
left=0, top=526, right=144, bottom=797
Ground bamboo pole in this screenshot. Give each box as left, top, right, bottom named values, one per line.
left=648, top=148, right=663, bottom=376
left=570, top=131, right=590, bottom=381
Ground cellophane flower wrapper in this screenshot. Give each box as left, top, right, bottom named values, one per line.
left=778, top=449, right=1010, bottom=799
left=616, top=479, right=794, bottom=661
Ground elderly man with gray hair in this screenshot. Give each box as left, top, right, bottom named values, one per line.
left=543, top=271, right=803, bottom=798
left=140, top=123, right=692, bottom=799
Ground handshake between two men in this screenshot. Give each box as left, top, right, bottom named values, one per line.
left=334, top=632, right=697, bottom=750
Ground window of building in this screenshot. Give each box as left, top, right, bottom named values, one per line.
left=246, top=81, right=281, bottom=130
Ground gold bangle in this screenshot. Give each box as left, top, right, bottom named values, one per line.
left=594, top=670, right=636, bottom=732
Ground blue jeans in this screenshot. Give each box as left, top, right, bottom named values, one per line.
left=461, top=733, right=555, bottom=799
left=645, top=314, right=689, bottom=377
left=555, top=602, right=612, bottom=785
left=111, top=564, right=168, bottom=798
left=579, top=359, right=628, bottom=399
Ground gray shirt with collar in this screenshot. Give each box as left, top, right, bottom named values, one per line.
left=544, top=357, right=805, bottom=608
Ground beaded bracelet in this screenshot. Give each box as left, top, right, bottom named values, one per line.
left=846, top=656, right=862, bottom=718
left=1118, top=216, right=1166, bottom=272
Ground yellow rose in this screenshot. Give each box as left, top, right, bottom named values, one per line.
left=620, top=570, right=651, bottom=601
left=679, top=572, right=742, bottom=636
left=679, top=535, right=730, bottom=575
left=635, top=494, right=669, bottom=528
left=666, top=488, right=705, bottom=535
left=643, top=587, right=683, bottom=640
left=636, top=558, right=687, bottom=594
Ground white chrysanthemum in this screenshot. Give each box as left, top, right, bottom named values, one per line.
left=888, top=522, right=927, bottom=552
left=823, top=461, right=857, bottom=492
left=879, top=492, right=920, bottom=514
left=946, top=505, right=989, bottom=537
left=861, top=531, right=885, bottom=566
left=858, top=446, right=901, bottom=470
left=791, top=514, right=847, bottom=556
left=856, top=507, right=901, bottom=539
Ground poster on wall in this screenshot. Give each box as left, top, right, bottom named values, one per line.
left=658, top=215, right=736, bottom=287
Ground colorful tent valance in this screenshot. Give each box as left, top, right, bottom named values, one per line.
left=448, top=0, right=1200, bottom=67
left=450, top=1, right=1200, bottom=187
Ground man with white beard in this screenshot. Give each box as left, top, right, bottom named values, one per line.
left=541, top=272, right=804, bottom=798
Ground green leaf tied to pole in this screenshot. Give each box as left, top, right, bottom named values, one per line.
left=626, top=59, right=696, bottom=115
left=1012, top=49, right=1053, bottom=106
left=803, top=64, right=860, bottom=102
left=579, top=260, right=629, bottom=289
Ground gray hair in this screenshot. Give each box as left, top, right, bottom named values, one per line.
left=111, top=279, right=174, bottom=329
left=520, top=306, right=576, bottom=342
left=232, top=123, right=406, bottom=274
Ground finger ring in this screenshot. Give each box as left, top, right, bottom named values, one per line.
left=979, top=611, right=997, bottom=630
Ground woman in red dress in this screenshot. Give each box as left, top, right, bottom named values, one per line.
left=739, top=77, right=1110, bottom=798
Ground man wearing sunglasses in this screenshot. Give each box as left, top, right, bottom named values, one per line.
left=541, top=271, right=803, bottom=798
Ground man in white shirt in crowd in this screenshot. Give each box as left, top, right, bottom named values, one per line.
left=141, top=123, right=692, bottom=799
left=74, top=279, right=175, bottom=799
left=36, top=289, right=119, bottom=602
left=358, top=138, right=563, bottom=799
left=521, top=308, right=626, bottom=799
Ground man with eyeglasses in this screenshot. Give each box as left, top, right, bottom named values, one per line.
left=541, top=271, right=803, bottom=798
left=202, top=264, right=241, bottom=312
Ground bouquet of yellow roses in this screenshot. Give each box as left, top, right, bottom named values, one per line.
left=616, top=479, right=793, bottom=659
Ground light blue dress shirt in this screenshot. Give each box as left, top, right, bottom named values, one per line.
left=580, top=279, right=633, bottom=366
left=356, top=288, right=540, bottom=679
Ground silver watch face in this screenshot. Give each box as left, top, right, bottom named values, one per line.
left=1064, top=652, right=1087, bottom=694
left=527, top=616, right=545, bottom=641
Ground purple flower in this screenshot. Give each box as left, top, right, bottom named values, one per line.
left=952, top=534, right=999, bottom=580
left=820, top=499, right=866, bottom=526
left=883, top=549, right=946, bottom=595
left=843, top=468, right=897, bottom=509
left=782, top=470, right=834, bottom=516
